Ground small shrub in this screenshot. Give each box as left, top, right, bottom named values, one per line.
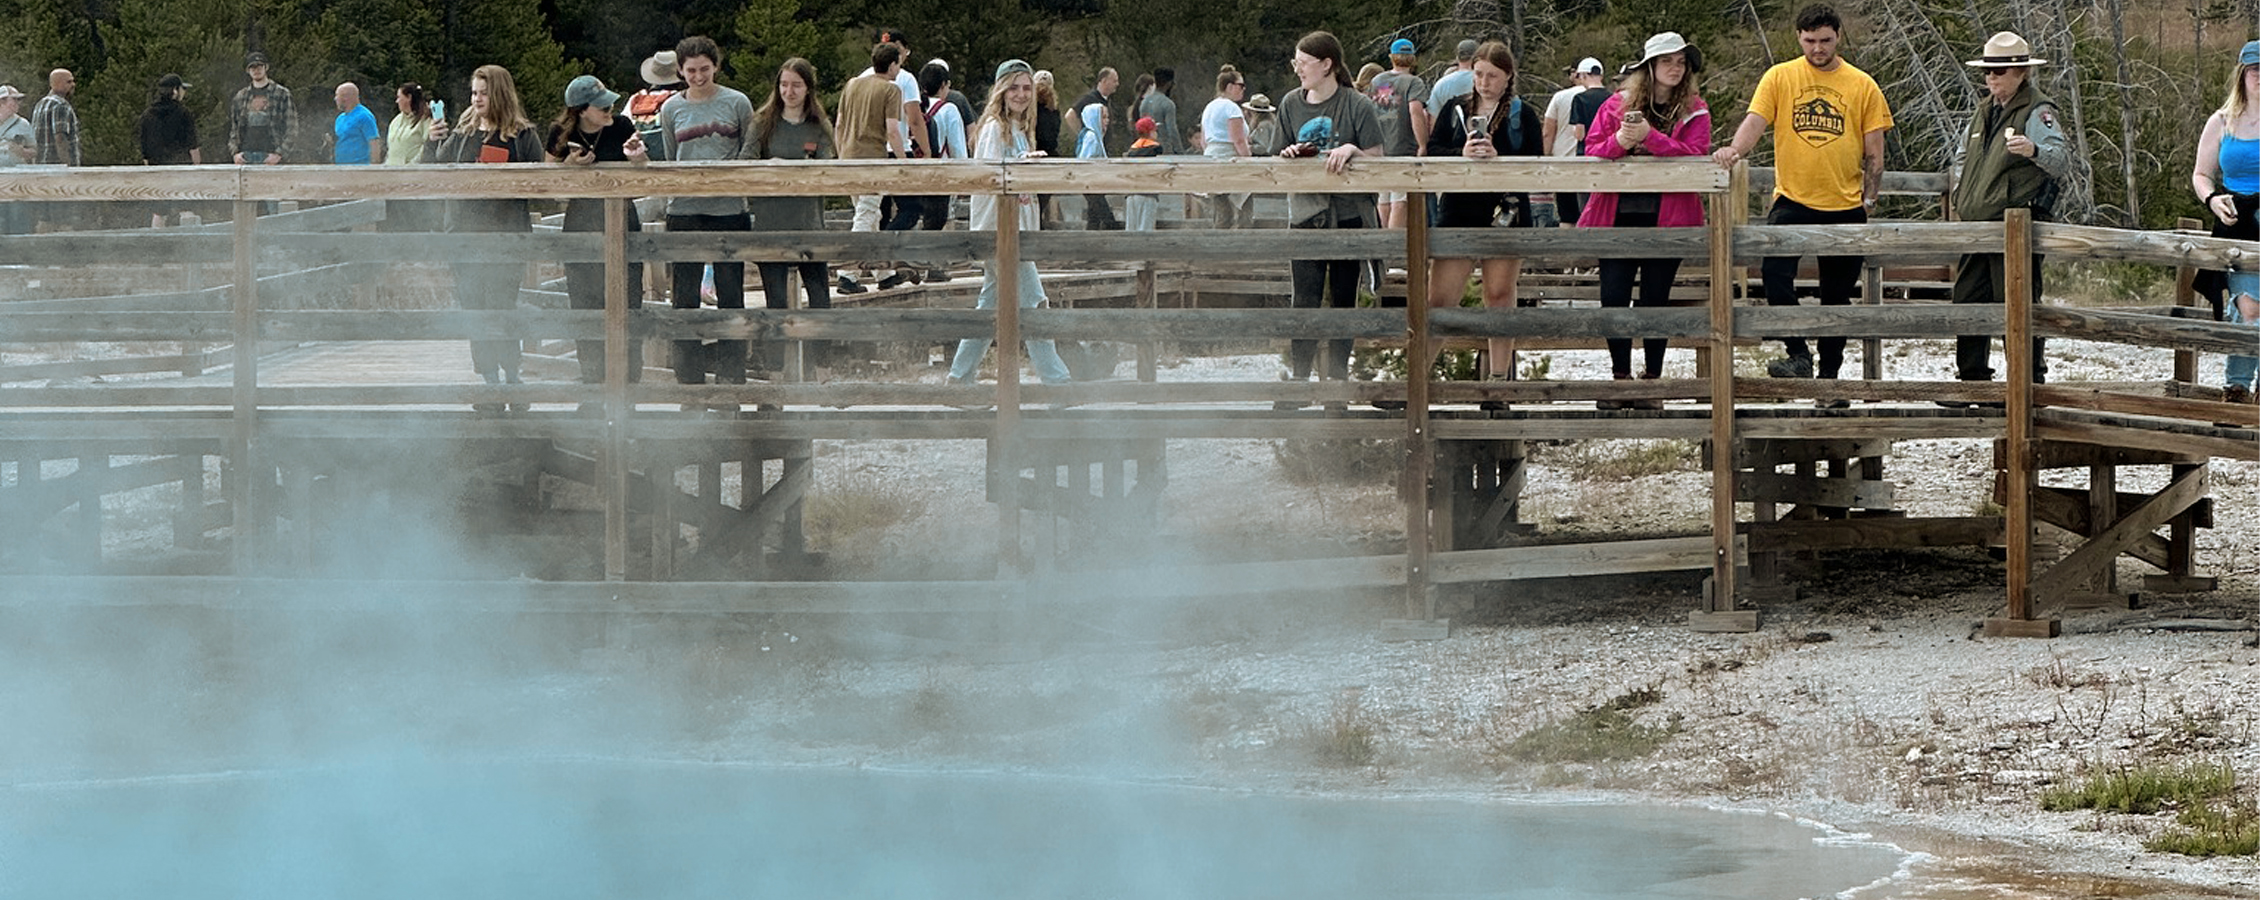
left=2023, top=654, right=2112, bottom=690
left=1518, top=353, right=1553, bottom=381
left=804, top=474, right=928, bottom=548
left=2149, top=802, right=2260, bottom=857
left=1499, top=687, right=1679, bottom=764
left=1272, top=438, right=1404, bottom=486
left=1307, top=691, right=1379, bottom=767
left=1533, top=439, right=1700, bottom=482
left=2047, top=260, right=2167, bottom=308
left=2038, top=760, right=2235, bottom=814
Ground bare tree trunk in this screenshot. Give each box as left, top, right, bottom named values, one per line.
left=1510, top=0, right=1525, bottom=71
left=2107, top=0, right=2140, bottom=225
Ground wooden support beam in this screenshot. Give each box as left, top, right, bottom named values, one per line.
left=1736, top=472, right=1895, bottom=508
left=1706, top=183, right=1740, bottom=615
left=2030, top=466, right=2207, bottom=599
left=1718, top=437, right=1893, bottom=469
left=1741, top=516, right=2001, bottom=552
left=2001, top=210, right=2037, bottom=626
left=229, top=200, right=259, bottom=575
left=1405, top=191, right=1434, bottom=622
left=603, top=197, right=630, bottom=582
left=994, top=201, right=1024, bottom=576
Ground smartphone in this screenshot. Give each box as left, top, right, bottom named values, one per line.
left=1621, top=110, right=1645, bottom=125
left=1466, top=114, right=1490, bottom=137
left=430, top=99, right=446, bottom=122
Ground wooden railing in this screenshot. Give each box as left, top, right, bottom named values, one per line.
left=2, top=159, right=2253, bottom=632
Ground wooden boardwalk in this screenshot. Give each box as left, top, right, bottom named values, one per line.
left=2, top=160, right=2253, bottom=637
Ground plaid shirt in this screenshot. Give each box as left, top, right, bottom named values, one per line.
left=229, top=81, right=294, bottom=158
left=30, top=93, right=78, bottom=165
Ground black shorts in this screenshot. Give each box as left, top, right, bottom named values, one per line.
left=1436, top=192, right=1530, bottom=229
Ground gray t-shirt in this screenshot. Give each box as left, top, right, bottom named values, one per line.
left=658, top=86, right=756, bottom=217
left=1278, top=85, right=1384, bottom=227
left=0, top=114, right=31, bottom=166
left=750, top=114, right=832, bottom=231
left=1367, top=70, right=1429, bottom=158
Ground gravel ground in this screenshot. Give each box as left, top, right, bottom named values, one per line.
left=20, top=336, right=2257, bottom=896
left=747, top=339, right=2260, bottom=897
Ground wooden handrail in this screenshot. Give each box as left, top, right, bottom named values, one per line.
left=0, top=158, right=1732, bottom=202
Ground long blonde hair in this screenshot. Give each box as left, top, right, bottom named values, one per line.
left=462, top=64, right=531, bottom=135
left=2220, top=61, right=2255, bottom=121
left=977, top=70, right=1035, bottom=154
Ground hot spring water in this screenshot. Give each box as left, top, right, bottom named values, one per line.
left=4, top=760, right=1904, bottom=899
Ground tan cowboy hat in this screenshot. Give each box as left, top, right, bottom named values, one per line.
left=640, top=50, right=680, bottom=85
left=1243, top=93, right=1275, bottom=114
left=1966, top=32, right=2047, bottom=67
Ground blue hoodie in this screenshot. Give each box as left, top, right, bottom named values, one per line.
left=1076, top=103, right=1106, bottom=159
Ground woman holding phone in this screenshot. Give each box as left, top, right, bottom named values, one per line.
left=1388, top=40, right=1543, bottom=410
left=1578, top=32, right=1710, bottom=409
left=424, top=64, right=544, bottom=413
left=546, top=75, right=648, bottom=398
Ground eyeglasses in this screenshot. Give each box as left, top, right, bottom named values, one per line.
left=1981, top=67, right=2017, bottom=77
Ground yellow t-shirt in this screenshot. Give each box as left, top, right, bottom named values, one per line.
left=1747, top=59, right=1892, bottom=211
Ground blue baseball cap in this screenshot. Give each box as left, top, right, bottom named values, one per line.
left=2241, top=40, right=2260, bottom=66
left=1389, top=38, right=1416, bottom=55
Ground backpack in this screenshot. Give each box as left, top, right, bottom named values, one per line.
left=922, top=96, right=950, bottom=159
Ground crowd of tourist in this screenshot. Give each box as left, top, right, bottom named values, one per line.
left=0, top=12, right=2251, bottom=410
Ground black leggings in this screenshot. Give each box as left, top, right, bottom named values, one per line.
left=1288, top=216, right=1369, bottom=380
left=668, top=212, right=750, bottom=385
left=1597, top=207, right=1678, bottom=378
left=757, top=260, right=832, bottom=370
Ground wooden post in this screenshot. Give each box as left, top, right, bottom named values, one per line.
left=603, top=197, right=630, bottom=581
left=1401, top=191, right=1437, bottom=631
left=995, top=192, right=1025, bottom=575
left=1860, top=263, right=1884, bottom=381
left=1135, top=264, right=1158, bottom=382
left=2087, top=463, right=2119, bottom=595
left=2173, top=217, right=2201, bottom=385
left=1693, top=185, right=1755, bottom=632
left=1988, top=208, right=2059, bottom=637
left=229, top=199, right=260, bottom=575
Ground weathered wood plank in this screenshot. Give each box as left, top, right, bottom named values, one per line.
left=999, top=158, right=1729, bottom=195
left=2033, top=306, right=2260, bottom=356
left=0, top=165, right=243, bottom=201
left=0, top=159, right=1727, bottom=203
left=2033, top=417, right=2259, bottom=462
left=1747, top=167, right=1949, bottom=197
left=2034, top=384, right=2259, bottom=430
left=1738, top=471, right=1895, bottom=508
left=1724, top=437, right=1893, bottom=469
left=2011, top=438, right=2209, bottom=469
left=1426, top=537, right=1720, bottom=583
left=2035, top=223, right=2258, bottom=271
left=1742, top=516, right=2001, bottom=551
left=1732, top=222, right=2003, bottom=260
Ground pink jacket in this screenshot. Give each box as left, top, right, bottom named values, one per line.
left=1575, top=92, right=1711, bottom=229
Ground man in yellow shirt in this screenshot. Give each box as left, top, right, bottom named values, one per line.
left=1713, top=4, right=1892, bottom=396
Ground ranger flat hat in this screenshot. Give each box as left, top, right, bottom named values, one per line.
left=1966, top=32, right=2047, bottom=67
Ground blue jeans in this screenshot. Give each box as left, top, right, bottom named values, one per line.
left=2227, top=271, right=2259, bottom=390
left=948, top=260, right=1071, bottom=384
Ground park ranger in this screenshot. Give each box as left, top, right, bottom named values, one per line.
left=1943, top=30, right=2069, bottom=399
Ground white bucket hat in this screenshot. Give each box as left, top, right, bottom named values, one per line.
left=1621, top=32, right=1703, bottom=75
left=640, top=50, right=680, bottom=86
